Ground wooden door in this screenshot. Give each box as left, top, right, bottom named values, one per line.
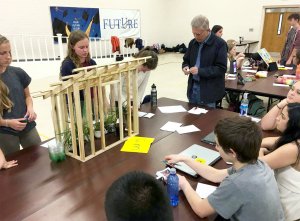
left=261, top=11, right=295, bottom=53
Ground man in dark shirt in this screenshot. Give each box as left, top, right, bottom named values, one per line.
left=280, top=13, right=300, bottom=66
left=182, top=15, right=227, bottom=108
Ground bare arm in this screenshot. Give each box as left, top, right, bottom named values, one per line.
left=165, top=154, right=228, bottom=183
left=0, top=149, right=18, bottom=170
left=261, top=99, right=287, bottom=130
left=261, top=137, right=280, bottom=149
left=179, top=175, right=216, bottom=218
left=259, top=143, right=298, bottom=169
left=24, top=87, right=37, bottom=122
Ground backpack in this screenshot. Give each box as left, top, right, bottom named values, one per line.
left=225, top=91, right=241, bottom=113
left=247, top=94, right=266, bottom=117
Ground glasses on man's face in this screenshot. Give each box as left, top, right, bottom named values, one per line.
left=289, top=85, right=300, bottom=95
left=192, top=30, right=207, bottom=37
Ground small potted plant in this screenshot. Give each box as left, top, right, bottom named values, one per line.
left=93, top=121, right=107, bottom=138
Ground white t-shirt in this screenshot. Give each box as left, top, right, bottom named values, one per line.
left=114, top=71, right=150, bottom=104
left=276, top=166, right=300, bottom=221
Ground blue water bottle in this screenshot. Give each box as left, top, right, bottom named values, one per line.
left=167, top=168, right=179, bottom=207
left=240, top=93, right=249, bottom=116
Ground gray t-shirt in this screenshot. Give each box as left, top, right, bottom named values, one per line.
left=207, top=160, right=284, bottom=221
left=0, top=66, right=36, bottom=135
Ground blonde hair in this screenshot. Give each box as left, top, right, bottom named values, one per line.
left=227, top=39, right=237, bottom=61
left=0, top=35, right=13, bottom=116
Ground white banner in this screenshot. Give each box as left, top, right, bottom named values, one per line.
left=100, top=9, right=141, bottom=39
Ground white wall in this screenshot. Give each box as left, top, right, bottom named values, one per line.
left=161, top=0, right=300, bottom=47
left=1, top=0, right=299, bottom=47
left=2, top=0, right=300, bottom=80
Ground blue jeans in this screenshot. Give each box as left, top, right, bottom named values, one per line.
left=189, top=83, right=216, bottom=108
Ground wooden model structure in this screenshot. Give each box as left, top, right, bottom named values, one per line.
left=34, top=57, right=149, bottom=162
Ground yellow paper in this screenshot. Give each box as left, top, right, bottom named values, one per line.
left=121, top=136, right=155, bottom=153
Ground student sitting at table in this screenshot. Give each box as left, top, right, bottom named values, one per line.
left=226, top=39, right=245, bottom=72
left=165, top=117, right=284, bottom=220
left=0, top=148, right=17, bottom=170
left=259, top=103, right=300, bottom=221
left=261, top=80, right=300, bottom=130
left=105, top=171, right=173, bottom=221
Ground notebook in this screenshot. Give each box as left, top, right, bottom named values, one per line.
left=172, top=144, right=221, bottom=177
left=201, top=132, right=216, bottom=145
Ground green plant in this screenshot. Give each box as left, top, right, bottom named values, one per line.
left=60, top=122, right=90, bottom=150
left=94, top=121, right=101, bottom=131
left=104, top=111, right=117, bottom=133
left=104, top=111, right=117, bottom=127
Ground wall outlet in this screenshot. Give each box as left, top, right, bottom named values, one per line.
left=249, top=28, right=254, bottom=32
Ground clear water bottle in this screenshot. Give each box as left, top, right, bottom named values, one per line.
left=151, top=84, right=157, bottom=107
left=167, top=168, right=179, bottom=207
left=240, top=93, right=249, bottom=116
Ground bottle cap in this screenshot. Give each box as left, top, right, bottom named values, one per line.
left=170, top=168, right=176, bottom=174
left=151, top=83, right=156, bottom=88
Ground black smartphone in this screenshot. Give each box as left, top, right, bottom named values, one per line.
left=20, top=119, right=28, bottom=123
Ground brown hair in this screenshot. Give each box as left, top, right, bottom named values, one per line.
left=65, top=30, right=91, bottom=68
left=133, top=48, right=158, bottom=70
left=214, top=117, right=262, bottom=163
left=0, top=35, right=13, bottom=116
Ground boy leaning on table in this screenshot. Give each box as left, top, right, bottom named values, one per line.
left=165, top=117, right=284, bottom=221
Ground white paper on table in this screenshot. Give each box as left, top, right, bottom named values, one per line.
left=41, top=138, right=55, bottom=148
left=283, top=74, right=296, bottom=78
left=227, top=74, right=237, bottom=77
left=242, top=66, right=252, bottom=69
left=226, top=77, right=236, bottom=80
left=144, top=113, right=155, bottom=118
left=188, top=107, right=208, bottom=115
left=160, top=121, right=183, bottom=132
left=247, top=116, right=261, bottom=123
left=242, top=69, right=257, bottom=73
left=285, top=66, right=293, bottom=70
left=196, top=183, right=217, bottom=198
left=176, top=125, right=200, bottom=134
left=158, top=105, right=187, bottom=113
left=273, top=83, right=290, bottom=87
left=138, top=111, right=147, bottom=117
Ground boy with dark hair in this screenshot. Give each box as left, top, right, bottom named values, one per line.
left=105, top=171, right=173, bottom=221
left=280, top=13, right=300, bottom=65
left=165, top=117, right=284, bottom=220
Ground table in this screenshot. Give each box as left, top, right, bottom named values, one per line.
left=0, top=98, right=276, bottom=221
left=225, top=69, right=291, bottom=110
left=236, top=40, right=259, bottom=55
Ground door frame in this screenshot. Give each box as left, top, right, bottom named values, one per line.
left=259, top=4, right=300, bottom=50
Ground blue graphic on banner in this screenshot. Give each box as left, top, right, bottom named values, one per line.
left=50, top=6, right=101, bottom=42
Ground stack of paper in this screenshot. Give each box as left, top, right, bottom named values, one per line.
left=188, top=107, right=208, bottom=115
left=121, top=136, right=155, bottom=153
left=158, top=105, right=187, bottom=113
left=242, top=69, right=257, bottom=74
left=196, top=183, right=217, bottom=198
